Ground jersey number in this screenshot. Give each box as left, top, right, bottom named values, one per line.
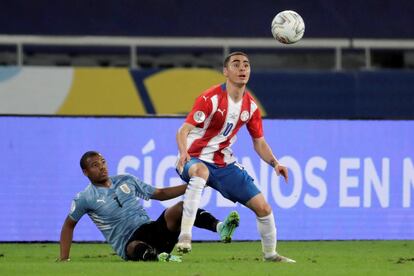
left=222, top=122, right=234, bottom=136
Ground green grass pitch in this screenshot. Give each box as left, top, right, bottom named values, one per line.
left=0, top=241, right=413, bottom=275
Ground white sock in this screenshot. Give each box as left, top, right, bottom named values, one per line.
left=216, top=222, right=223, bottom=233
left=256, top=212, right=277, bottom=258
left=179, top=176, right=206, bottom=239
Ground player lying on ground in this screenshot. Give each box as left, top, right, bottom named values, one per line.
left=58, top=151, right=239, bottom=262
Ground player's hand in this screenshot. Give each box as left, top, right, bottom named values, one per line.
left=275, top=164, right=288, bottom=183
left=177, top=152, right=191, bottom=174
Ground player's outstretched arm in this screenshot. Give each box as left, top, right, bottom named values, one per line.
left=252, top=137, right=288, bottom=183
left=151, top=184, right=188, bottom=201
left=58, top=216, right=78, bottom=261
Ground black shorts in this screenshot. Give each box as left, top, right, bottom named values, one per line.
left=125, top=210, right=179, bottom=257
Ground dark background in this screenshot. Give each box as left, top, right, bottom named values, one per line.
left=1, top=0, right=413, bottom=38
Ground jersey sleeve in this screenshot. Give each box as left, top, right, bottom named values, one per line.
left=185, top=94, right=212, bottom=127
left=129, top=175, right=156, bottom=200
left=246, top=108, right=264, bottom=139
left=68, top=192, right=88, bottom=222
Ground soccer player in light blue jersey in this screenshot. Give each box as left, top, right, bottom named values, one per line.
left=59, top=151, right=239, bottom=262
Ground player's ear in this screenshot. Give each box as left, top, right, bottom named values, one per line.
left=223, top=66, right=228, bottom=77
left=82, top=169, right=88, bottom=177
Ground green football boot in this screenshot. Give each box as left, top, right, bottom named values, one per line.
left=157, top=252, right=182, bottom=263
left=218, top=211, right=240, bottom=243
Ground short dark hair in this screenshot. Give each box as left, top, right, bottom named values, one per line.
left=80, top=151, right=100, bottom=169
left=223, top=51, right=249, bottom=67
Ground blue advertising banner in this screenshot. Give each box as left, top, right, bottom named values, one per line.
left=0, top=117, right=413, bottom=241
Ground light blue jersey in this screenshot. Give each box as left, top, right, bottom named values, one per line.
left=68, top=174, right=156, bottom=260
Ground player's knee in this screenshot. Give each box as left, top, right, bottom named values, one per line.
left=177, top=201, right=184, bottom=209
left=255, top=202, right=272, bottom=217
left=164, top=201, right=184, bottom=230
left=189, top=163, right=209, bottom=180
left=167, top=201, right=184, bottom=216
left=126, top=241, right=158, bottom=261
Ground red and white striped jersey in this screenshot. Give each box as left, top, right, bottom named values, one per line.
left=185, top=84, right=263, bottom=167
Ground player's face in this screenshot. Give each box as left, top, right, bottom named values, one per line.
left=224, top=55, right=251, bottom=86
left=83, top=155, right=109, bottom=184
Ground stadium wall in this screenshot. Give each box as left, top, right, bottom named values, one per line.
left=0, top=117, right=413, bottom=241
left=1, top=0, right=414, bottom=38
left=1, top=67, right=414, bottom=119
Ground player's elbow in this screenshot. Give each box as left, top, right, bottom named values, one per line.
left=151, top=189, right=162, bottom=200
left=151, top=189, right=169, bottom=201
left=253, top=141, right=262, bottom=154
left=179, top=123, right=194, bottom=135
left=253, top=137, right=266, bottom=151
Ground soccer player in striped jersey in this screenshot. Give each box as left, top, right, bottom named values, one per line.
left=176, top=52, right=295, bottom=263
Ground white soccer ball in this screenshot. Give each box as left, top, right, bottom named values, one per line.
left=271, top=10, right=305, bottom=44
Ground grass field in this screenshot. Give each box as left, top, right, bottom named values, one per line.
left=0, top=241, right=413, bottom=275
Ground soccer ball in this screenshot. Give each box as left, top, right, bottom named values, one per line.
left=271, top=10, right=305, bottom=44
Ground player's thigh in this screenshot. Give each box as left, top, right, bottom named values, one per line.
left=148, top=211, right=179, bottom=254
left=128, top=211, right=179, bottom=254
left=209, top=163, right=261, bottom=205
left=245, top=193, right=272, bottom=217
left=178, top=158, right=209, bottom=182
